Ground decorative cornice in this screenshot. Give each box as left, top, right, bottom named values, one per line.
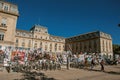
left=0, top=10, right=19, bottom=17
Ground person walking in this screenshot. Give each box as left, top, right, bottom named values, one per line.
left=90, top=58, right=95, bottom=70
left=100, top=59, right=104, bottom=72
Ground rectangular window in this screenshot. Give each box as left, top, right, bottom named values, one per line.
left=0, top=2, right=3, bottom=9
left=1, top=18, right=7, bottom=27
left=103, top=40, right=105, bottom=51
left=23, top=33, right=25, bottom=36
left=0, top=34, right=4, bottom=41
left=109, top=42, right=111, bottom=52
left=29, top=40, right=31, bottom=44
left=22, top=42, right=25, bottom=48
left=28, top=40, right=31, bottom=48
left=59, top=45, right=61, bottom=50
left=16, top=39, right=18, bottom=43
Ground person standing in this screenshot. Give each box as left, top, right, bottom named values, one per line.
left=67, top=55, right=70, bottom=70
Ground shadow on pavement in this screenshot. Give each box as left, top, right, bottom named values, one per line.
left=13, top=71, right=56, bottom=80
left=104, top=71, right=120, bottom=75
left=88, top=69, right=120, bottom=75
left=113, top=66, right=120, bottom=69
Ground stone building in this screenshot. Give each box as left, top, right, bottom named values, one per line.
left=0, top=0, right=19, bottom=48
left=15, top=24, right=65, bottom=53
left=0, top=1, right=113, bottom=57
left=65, top=31, right=113, bottom=59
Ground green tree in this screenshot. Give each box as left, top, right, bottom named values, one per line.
left=113, top=44, right=120, bottom=54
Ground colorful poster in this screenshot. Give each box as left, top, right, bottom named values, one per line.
left=11, top=51, right=25, bottom=64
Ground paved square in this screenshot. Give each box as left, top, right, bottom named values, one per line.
left=0, top=64, right=120, bottom=80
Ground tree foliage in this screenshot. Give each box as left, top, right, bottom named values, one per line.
left=113, top=44, right=120, bottom=54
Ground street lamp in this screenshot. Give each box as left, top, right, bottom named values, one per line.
left=66, top=51, right=71, bottom=70
left=118, top=24, right=120, bottom=27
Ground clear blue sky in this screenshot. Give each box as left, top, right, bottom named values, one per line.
left=7, top=0, right=120, bottom=44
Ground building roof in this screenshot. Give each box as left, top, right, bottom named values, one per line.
left=50, top=35, right=65, bottom=39
left=16, top=29, right=31, bottom=34
left=66, top=31, right=112, bottom=41
left=0, top=0, right=18, bottom=6
left=30, top=24, right=47, bottom=30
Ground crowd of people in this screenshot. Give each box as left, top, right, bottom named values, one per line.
left=0, top=48, right=108, bottom=73
left=0, top=47, right=119, bottom=73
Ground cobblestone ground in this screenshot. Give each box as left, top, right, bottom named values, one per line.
left=0, top=64, right=120, bottom=80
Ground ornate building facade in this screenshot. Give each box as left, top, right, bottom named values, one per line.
left=15, top=25, right=65, bottom=53
left=65, top=31, right=113, bottom=59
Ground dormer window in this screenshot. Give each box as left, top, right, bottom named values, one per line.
left=45, top=31, right=47, bottom=33
left=29, top=34, right=32, bottom=37
left=35, top=29, right=38, bottom=32
left=17, top=32, right=19, bottom=35
left=10, top=5, right=18, bottom=13
left=30, top=30, right=33, bottom=33
left=4, top=5, right=9, bottom=11
left=45, top=29, right=47, bottom=33
left=23, top=33, right=25, bottom=36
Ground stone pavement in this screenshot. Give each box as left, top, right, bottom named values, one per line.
left=0, top=64, right=120, bottom=80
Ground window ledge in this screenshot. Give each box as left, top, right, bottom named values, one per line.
left=0, top=25, right=7, bottom=31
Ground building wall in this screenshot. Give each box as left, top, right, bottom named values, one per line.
left=65, top=38, right=100, bottom=54
left=100, top=38, right=113, bottom=59
left=65, top=31, right=113, bottom=59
